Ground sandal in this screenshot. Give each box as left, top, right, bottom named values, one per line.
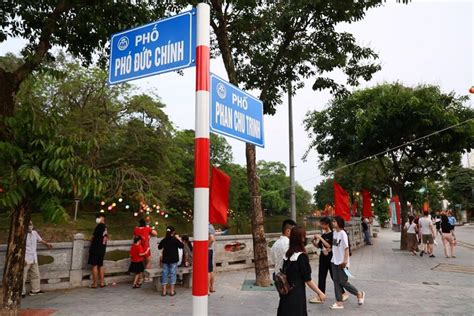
left=358, top=291, right=365, bottom=305
left=318, top=293, right=326, bottom=303
left=309, top=296, right=323, bottom=304
left=170, top=292, right=176, bottom=296
left=88, top=285, right=97, bottom=289
left=132, top=284, right=139, bottom=289
left=329, top=303, right=344, bottom=310
left=100, top=284, right=107, bottom=288
left=161, top=292, right=167, bottom=296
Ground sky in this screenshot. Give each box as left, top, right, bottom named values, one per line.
left=1, top=1, right=473, bottom=195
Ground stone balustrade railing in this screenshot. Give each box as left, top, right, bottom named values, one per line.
left=0, top=219, right=363, bottom=291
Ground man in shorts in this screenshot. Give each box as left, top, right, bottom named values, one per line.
left=419, top=211, right=436, bottom=258
left=88, top=213, right=108, bottom=288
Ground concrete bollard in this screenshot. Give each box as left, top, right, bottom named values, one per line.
left=69, top=233, right=84, bottom=287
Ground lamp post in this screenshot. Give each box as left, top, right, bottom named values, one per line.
left=288, top=79, right=296, bottom=222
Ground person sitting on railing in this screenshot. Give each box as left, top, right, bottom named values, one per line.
left=22, top=220, right=53, bottom=298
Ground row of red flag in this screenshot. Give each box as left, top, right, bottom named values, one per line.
left=334, top=180, right=373, bottom=222
left=208, top=168, right=377, bottom=225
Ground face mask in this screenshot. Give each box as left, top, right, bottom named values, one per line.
left=96, top=218, right=101, bottom=224
left=28, top=225, right=33, bottom=232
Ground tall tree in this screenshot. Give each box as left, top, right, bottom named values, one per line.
left=305, top=83, right=474, bottom=249
left=0, top=101, right=101, bottom=311
left=203, top=0, right=389, bottom=286
left=0, top=2, right=176, bottom=311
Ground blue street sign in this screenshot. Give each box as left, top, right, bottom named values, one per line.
left=210, top=74, right=265, bottom=148
left=108, top=9, right=196, bottom=85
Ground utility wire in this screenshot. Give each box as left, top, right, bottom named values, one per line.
left=259, top=117, right=474, bottom=198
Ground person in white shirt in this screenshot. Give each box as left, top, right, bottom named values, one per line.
left=22, top=220, right=52, bottom=297
left=330, top=216, right=365, bottom=310
left=404, top=215, right=418, bottom=255
left=419, top=211, right=436, bottom=258
left=271, top=219, right=296, bottom=277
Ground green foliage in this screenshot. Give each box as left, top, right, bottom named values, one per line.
left=0, top=101, right=101, bottom=223
left=444, top=166, right=474, bottom=211
left=0, top=1, right=181, bottom=66
left=257, top=161, right=313, bottom=215
left=313, top=178, right=333, bottom=210
left=207, top=0, right=398, bottom=114
left=373, top=200, right=390, bottom=227
left=305, top=83, right=474, bottom=223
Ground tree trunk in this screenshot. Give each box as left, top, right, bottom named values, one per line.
left=394, top=187, right=409, bottom=251
left=0, top=70, right=18, bottom=140
left=246, top=143, right=271, bottom=287
left=0, top=70, right=17, bottom=118
left=1, top=203, right=31, bottom=314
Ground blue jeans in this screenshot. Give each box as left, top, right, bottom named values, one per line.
left=363, top=230, right=372, bottom=245
left=161, top=263, right=178, bottom=285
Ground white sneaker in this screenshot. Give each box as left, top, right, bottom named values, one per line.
left=330, top=303, right=344, bottom=310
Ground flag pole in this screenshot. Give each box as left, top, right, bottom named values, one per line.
left=193, top=3, right=210, bottom=316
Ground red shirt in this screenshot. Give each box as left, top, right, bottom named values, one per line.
left=130, top=244, right=145, bottom=263
left=133, top=227, right=152, bottom=248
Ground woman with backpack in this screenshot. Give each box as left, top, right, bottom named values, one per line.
left=440, top=214, right=456, bottom=258
left=277, top=226, right=326, bottom=316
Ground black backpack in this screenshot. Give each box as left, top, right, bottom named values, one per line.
left=274, top=260, right=293, bottom=295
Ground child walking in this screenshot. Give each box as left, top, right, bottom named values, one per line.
left=129, top=236, right=150, bottom=288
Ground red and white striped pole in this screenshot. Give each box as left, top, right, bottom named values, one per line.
left=193, top=3, right=210, bottom=316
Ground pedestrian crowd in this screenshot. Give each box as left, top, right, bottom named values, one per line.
left=404, top=209, right=457, bottom=259
left=21, top=213, right=218, bottom=298
left=272, top=216, right=365, bottom=314
left=21, top=209, right=458, bottom=315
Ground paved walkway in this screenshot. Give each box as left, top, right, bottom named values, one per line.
left=21, top=226, right=474, bottom=315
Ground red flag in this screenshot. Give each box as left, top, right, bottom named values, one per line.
left=352, top=200, right=358, bottom=217
left=334, top=181, right=351, bottom=222
left=362, top=190, right=373, bottom=218
left=209, top=167, right=231, bottom=225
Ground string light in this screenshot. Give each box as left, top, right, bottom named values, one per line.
left=100, top=201, right=105, bottom=206
left=125, top=205, right=130, bottom=209
left=134, top=212, right=138, bottom=217
left=118, top=198, right=123, bottom=203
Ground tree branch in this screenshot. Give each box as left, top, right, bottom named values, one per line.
left=14, top=0, right=72, bottom=83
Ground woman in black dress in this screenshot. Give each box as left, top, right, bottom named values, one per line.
left=277, top=226, right=326, bottom=316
